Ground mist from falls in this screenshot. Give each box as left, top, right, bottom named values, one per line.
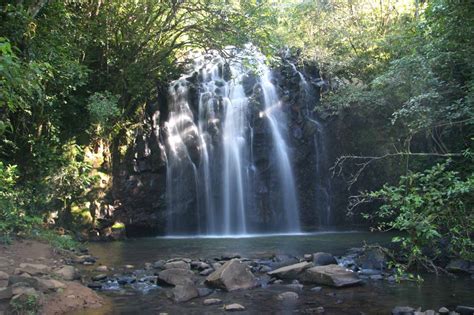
left=164, top=47, right=301, bottom=236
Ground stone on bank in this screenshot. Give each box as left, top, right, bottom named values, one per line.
left=206, top=259, right=257, bottom=291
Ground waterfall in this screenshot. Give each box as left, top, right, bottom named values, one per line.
left=289, top=62, right=332, bottom=227
left=164, top=47, right=301, bottom=235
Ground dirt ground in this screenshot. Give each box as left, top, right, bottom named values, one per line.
left=0, top=239, right=103, bottom=315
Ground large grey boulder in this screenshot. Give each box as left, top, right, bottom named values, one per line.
left=54, top=265, right=78, bottom=281
left=8, top=275, right=39, bottom=289
left=446, top=259, right=471, bottom=273
left=0, top=287, right=12, bottom=300
left=18, top=263, right=50, bottom=276
left=205, top=259, right=257, bottom=291
left=299, top=264, right=361, bottom=287
left=267, top=261, right=313, bottom=280
left=356, top=247, right=386, bottom=270
left=172, top=284, right=199, bottom=302
left=164, top=260, right=191, bottom=270
left=0, top=271, right=9, bottom=287
left=0, top=257, right=13, bottom=268
left=36, top=278, right=66, bottom=292
left=157, top=268, right=196, bottom=286
left=312, top=252, right=337, bottom=266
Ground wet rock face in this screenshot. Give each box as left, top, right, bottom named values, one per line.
left=111, top=54, right=340, bottom=235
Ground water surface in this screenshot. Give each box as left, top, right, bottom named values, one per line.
left=80, top=232, right=473, bottom=315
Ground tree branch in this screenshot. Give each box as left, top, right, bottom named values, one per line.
left=331, top=152, right=463, bottom=189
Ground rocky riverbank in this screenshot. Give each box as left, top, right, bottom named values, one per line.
left=0, top=239, right=103, bottom=314
left=2, top=239, right=472, bottom=314
left=78, top=245, right=473, bottom=315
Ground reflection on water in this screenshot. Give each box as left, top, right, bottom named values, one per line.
left=87, top=231, right=392, bottom=266
left=80, top=232, right=474, bottom=315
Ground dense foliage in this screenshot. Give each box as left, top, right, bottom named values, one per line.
left=0, top=0, right=472, bottom=267
left=279, top=0, right=473, bottom=269
left=0, top=0, right=276, bottom=237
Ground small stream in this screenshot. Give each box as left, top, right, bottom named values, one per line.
left=77, top=232, right=474, bottom=315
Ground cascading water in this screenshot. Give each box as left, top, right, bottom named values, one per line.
left=164, top=47, right=301, bottom=236
left=289, top=62, right=332, bottom=226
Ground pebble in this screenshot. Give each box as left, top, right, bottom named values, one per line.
left=92, top=274, right=107, bottom=281
left=277, top=291, right=299, bottom=301
left=144, top=263, right=153, bottom=270
left=310, top=286, right=322, bottom=292
left=96, top=265, right=108, bottom=272
left=286, top=283, right=304, bottom=291
left=438, top=307, right=449, bottom=314
left=392, top=306, right=415, bottom=315
left=203, top=298, right=222, bottom=305
left=225, top=303, right=245, bottom=312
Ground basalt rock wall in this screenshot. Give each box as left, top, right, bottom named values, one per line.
left=109, top=55, right=353, bottom=236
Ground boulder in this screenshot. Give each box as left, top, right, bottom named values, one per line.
left=0, top=271, right=9, bottom=287
left=164, top=260, right=191, bottom=270
left=157, top=268, right=196, bottom=286
left=153, top=260, right=165, bottom=269
left=446, top=260, right=471, bottom=273
left=203, top=298, right=222, bottom=305
left=455, top=306, right=474, bottom=315
left=0, top=271, right=9, bottom=280
left=54, top=266, right=77, bottom=281
left=225, top=303, right=246, bottom=312
left=191, top=261, right=211, bottom=271
left=9, top=291, right=40, bottom=313
left=205, top=259, right=257, bottom=291
left=277, top=291, right=299, bottom=302
left=0, top=287, right=12, bottom=300
left=36, top=278, right=66, bottom=292
left=12, top=286, right=37, bottom=296
left=18, top=263, right=50, bottom=276
left=299, top=264, right=361, bottom=287
left=197, top=287, right=213, bottom=297
left=312, top=252, right=337, bottom=266
left=271, top=254, right=299, bottom=269
left=172, top=284, right=199, bottom=302
left=92, top=274, right=107, bottom=281
left=267, top=261, right=313, bottom=280
left=0, top=257, right=13, bottom=268
left=8, top=275, right=39, bottom=289
left=87, top=282, right=103, bottom=290
left=96, top=265, right=108, bottom=272
left=356, top=247, right=386, bottom=270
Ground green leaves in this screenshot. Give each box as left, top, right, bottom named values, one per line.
left=367, top=160, right=474, bottom=265
left=87, top=91, right=120, bottom=126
